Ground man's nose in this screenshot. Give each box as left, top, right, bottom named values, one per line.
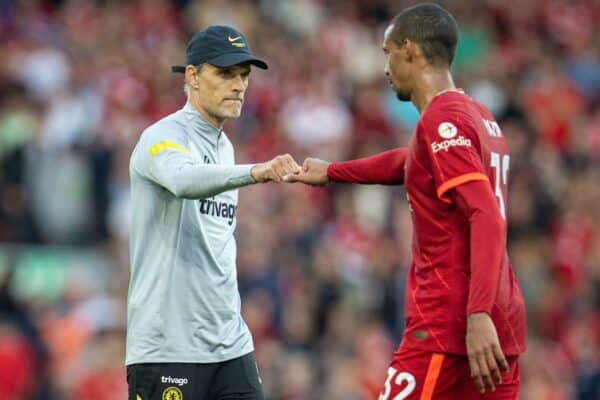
left=232, top=75, right=247, bottom=92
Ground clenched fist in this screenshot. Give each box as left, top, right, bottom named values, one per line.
left=283, top=157, right=330, bottom=186
left=251, top=154, right=301, bottom=183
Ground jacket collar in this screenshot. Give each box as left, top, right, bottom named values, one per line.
left=182, top=102, right=222, bottom=146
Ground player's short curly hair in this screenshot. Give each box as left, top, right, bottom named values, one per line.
left=389, top=3, right=458, bottom=67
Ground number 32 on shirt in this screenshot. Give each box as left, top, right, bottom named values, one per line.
left=379, top=367, right=416, bottom=400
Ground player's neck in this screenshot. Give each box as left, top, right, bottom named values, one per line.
left=189, top=96, right=226, bottom=130
left=412, top=69, right=456, bottom=113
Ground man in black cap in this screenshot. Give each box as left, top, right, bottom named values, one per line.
left=126, top=25, right=298, bottom=400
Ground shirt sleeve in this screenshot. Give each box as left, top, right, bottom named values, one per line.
left=419, top=110, right=488, bottom=202
left=450, top=179, right=505, bottom=315
left=132, top=123, right=256, bottom=199
left=326, top=148, right=407, bottom=184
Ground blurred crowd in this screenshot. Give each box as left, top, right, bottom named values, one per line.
left=1, top=0, right=599, bottom=399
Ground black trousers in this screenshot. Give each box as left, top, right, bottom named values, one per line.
left=127, top=352, right=264, bottom=400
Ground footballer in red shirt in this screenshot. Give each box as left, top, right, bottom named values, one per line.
left=286, top=3, right=526, bottom=399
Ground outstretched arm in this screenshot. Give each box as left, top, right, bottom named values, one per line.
left=284, top=148, right=407, bottom=185
left=328, top=148, right=407, bottom=184
left=134, top=129, right=300, bottom=199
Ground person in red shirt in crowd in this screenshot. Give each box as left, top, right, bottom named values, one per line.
left=286, top=3, right=526, bottom=398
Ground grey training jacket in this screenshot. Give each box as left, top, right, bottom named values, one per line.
left=126, top=102, right=256, bottom=365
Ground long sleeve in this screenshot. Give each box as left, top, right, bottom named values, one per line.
left=132, top=127, right=256, bottom=199
left=450, top=179, right=505, bottom=315
left=326, top=148, right=407, bottom=184
left=148, top=156, right=255, bottom=199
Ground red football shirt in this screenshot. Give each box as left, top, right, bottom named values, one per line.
left=326, top=90, right=527, bottom=356
left=400, top=90, right=526, bottom=355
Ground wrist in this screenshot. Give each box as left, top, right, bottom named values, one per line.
left=468, top=311, right=491, bottom=321
left=250, top=164, right=264, bottom=182
left=323, top=162, right=333, bottom=182
left=467, top=305, right=493, bottom=316
left=249, top=164, right=258, bottom=183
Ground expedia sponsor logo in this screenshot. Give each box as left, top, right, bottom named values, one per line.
left=438, top=121, right=457, bottom=139
left=161, top=376, right=188, bottom=386
left=431, top=136, right=472, bottom=153
left=199, top=199, right=237, bottom=225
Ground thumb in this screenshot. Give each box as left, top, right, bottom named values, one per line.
left=283, top=173, right=299, bottom=183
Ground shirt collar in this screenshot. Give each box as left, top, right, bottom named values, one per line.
left=434, top=88, right=465, bottom=98
left=182, top=102, right=223, bottom=145
left=422, top=88, right=466, bottom=115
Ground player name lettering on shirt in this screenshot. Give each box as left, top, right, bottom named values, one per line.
left=199, top=199, right=237, bottom=225
left=431, top=136, right=472, bottom=153
left=483, top=119, right=502, bottom=137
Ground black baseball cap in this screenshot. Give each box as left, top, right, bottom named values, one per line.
left=171, top=25, right=268, bottom=73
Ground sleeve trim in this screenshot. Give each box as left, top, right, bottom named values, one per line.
left=437, top=172, right=489, bottom=203
left=150, top=140, right=191, bottom=156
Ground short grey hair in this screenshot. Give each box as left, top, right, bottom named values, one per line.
left=183, top=64, right=204, bottom=98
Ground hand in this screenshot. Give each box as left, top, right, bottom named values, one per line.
left=466, top=312, right=509, bottom=394
left=283, top=157, right=330, bottom=186
left=251, top=154, right=300, bottom=183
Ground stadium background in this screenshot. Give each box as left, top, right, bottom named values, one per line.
left=0, top=0, right=599, bottom=399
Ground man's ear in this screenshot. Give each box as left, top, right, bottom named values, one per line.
left=185, top=65, right=199, bottom=89
left=403, top=39, right=420, bottom=63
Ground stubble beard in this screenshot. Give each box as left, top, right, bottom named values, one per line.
left=209, top=104, right=241, bottom=125
left=220, top=101, right=243, bottom=119
left=395, top=89, right=411, bottom=102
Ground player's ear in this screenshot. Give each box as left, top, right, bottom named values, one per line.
left=404, top=39, right=419, bottom=63
left=185, top=65, right=201, bottom=89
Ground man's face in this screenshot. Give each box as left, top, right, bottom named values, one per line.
left=191, top=63, right=251, bottom=124
left=383, top=25, right=412, bottom=102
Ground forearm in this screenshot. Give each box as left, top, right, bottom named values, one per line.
left=327, top=148, right=407, bottom=184
left=156, top=161, right=256, bottom=199
left=467, top=207, right=504, bottom=314
left=452, top=181, right=505, bottom=315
